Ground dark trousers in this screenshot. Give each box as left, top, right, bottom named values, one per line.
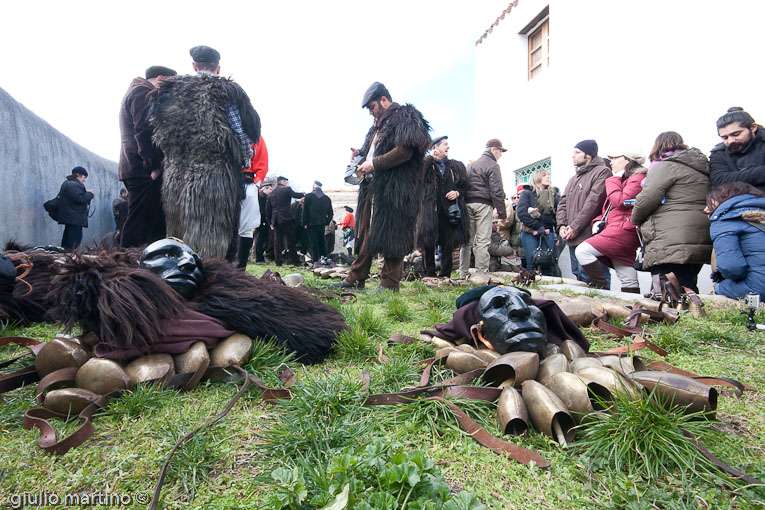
left=306, top=225, right=327, bottom=262
left=254, top=226, right=269, bottom=262
left=325, top=232, right=335, bottom=254
left=650, top=263, right=703, bottom=294
left=273, top=220, right=299, bottom=266
left=423, top=219, right=456, bottom=277
left=345, top=198, right=404, bottom=289
left=61, top=225, right=83, bottom=249
left=237, top=236, right=254, bottom=269
left=121, top=176, right=165, bottom=248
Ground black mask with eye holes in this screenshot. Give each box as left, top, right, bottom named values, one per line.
left=478, top=286, right=547, bottom=355
left=139, top=238, right=204, bottom=300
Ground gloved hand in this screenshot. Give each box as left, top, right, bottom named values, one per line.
left=710, top=270, right=724, bottom=284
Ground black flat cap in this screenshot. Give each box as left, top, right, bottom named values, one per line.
left=361, top=82, right=389, bottom=108
left=190, top=45, right=220, bottom=63
left=145, top=66, right=177, bottom=79
left=431, top=135, right=448, bottom=148
left=71, top=166, right=88, bottom=177
left=344, top=206, right=354, bottom=213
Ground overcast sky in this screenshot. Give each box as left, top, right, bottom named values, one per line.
left=2, top=0, right=511, bottom=191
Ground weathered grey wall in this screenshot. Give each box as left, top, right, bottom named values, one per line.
left=0, top=87, right=120, bottom=248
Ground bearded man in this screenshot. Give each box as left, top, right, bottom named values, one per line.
left=710, top=107, right=765, bottom=192
left=152, top=45, right=261, bottom=259
left=333, top=82, right=430, bottom=291
left=416, top=136, right=469, bottom=277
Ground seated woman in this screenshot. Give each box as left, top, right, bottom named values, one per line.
left=517, top=169, right=559, bottom=276
left=705, top=182, right=765, bottom=300
left=575, top=152, right=645, bottom=292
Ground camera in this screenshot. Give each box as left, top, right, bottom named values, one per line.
left=745, top=293, right=760, bottom=310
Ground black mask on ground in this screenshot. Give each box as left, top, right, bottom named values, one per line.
left=0, top=254, right=15, bottom=292
left=478, top=286, right=547, bottom=355
left=139, top=238, right=204, bottom=300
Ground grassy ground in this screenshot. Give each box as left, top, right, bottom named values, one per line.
left=1, top=263, right=763, bottom=509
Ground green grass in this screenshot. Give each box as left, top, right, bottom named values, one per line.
left=1, top=263, right=764, bottom=509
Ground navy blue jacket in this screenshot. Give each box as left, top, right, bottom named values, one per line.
left=709, top=194, right=765, bottom=299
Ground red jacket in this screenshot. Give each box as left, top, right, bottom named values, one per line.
left=339, top=212, right=355, bottom=229
left=587, top=173, right=643, bottom=266
left=248, top=137, right=269, bottom=184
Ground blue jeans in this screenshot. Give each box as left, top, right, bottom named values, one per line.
left=521, top=231, right=556, bottom=276
left=568, top=245, right=611, bottom=287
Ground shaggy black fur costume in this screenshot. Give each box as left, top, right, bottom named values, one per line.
left=356, top=104, right=431, bottom=259
left=2, top=244, right=68, bottom=325
left=415, top=156, right=470, bottom=249
left=152, top=74, right=261, bottom=259
left=17, top=246, right=343, bottom=364
left=188, top=259, right=345, bottom=364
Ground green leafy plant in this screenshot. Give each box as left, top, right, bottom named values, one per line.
left=263, top=440, right=487, bottom=510
left=244, top=336, right=295, bottom=374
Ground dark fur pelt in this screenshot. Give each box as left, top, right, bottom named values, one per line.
left=46, top=250, right=186, bottom=347
left=3, top=243, right=66, bottom=324
left=415, top=157, right=470, bottom=249
left=189, top=259, right=345, bottom=364
left=152, top=74, right=261, bottom=259
left=357, top=104, right=431, bottom=259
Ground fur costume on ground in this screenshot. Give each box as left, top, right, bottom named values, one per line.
left=356, top=104, right=431, bottom=259
left=152, top=74, right=261, bottom=260
left=187, top=258, right=345, bottom=364
left=415, top=156, right=470, bottom=249
left=5, top=245, right=343, bottom=364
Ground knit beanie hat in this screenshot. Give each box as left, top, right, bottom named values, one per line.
left=574, top=139, right=598, bottom=157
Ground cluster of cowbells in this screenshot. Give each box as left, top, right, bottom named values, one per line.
left=421, top=335, right=718, bottom=445
left=34, top=333, right=255, bottom=415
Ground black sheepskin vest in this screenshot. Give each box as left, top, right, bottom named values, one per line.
left=357, top=104, right=431, bottom=259
left=415, top=156, right=470, bottom=249
left=152, top=75, right=261, bottom=259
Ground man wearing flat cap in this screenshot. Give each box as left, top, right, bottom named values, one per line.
left=152, top=45, right=261, bottom=260
left=557, top=139, right=612, bottom=286
left=416, top=135, right=469, bottom=277
left=118, top=65, right=177, bottom=248
left=333, top=81, right=431, bottom=291
left=57, top=166, right=95, bottom=249
left=302, top=180, right=334, bottom=264
left=459, top=139, right=508, bottom=279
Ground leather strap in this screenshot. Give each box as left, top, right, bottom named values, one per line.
left=22, top=391, right=116, bottom=455
left=149, top=365, right=251, bottom=510
left=605, top=336, right=669, bottom=357
left=388, top=333, right=417, bottom=345
left=425, top=396, right=550, bottom=468
left=0, top=337, right=46, bottom=402
left=36, top=367, right=79, bottom=404
left=592, top=316, right=642, bottom=338
left=681, top=429, right=761, bottom=484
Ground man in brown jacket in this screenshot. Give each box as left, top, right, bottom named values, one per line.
left=556, top=139, right=612, bottom=286
left=459, top=139, right=508, bottom=278
left=118, top=65, right=177, bottom=248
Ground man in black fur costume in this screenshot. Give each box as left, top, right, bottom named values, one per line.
left=152, top=46, right=261, bottom=260
left=334, top=82, right=431, bottom=291
left=416, top=136, right=469, bottom=277
left=2, top=242, right=344, bottom=364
